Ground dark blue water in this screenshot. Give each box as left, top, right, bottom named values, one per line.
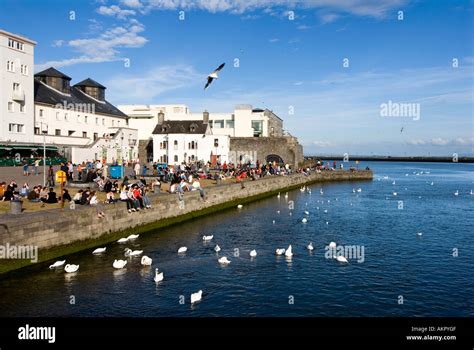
left=0, top=162, right=473, bottom=317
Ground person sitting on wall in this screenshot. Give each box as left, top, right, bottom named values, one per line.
left=73, top=190, right=84, bottom=204
left=41, top=187, right=58, bottom=204
left=58, top=188, right=72, bottom=202
left=27, top=186, right=41, bottom=202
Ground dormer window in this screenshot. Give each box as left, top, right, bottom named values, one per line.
left=190, top=123, right=198, bottom=132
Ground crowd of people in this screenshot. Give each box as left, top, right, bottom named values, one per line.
left=1, top=157, right=359, bottom=217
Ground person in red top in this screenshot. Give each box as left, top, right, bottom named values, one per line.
left=132, top=185, right=144, bottom=209
left=223, top=161, right=227, bottom=172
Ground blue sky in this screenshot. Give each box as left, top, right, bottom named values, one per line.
left=1, top=0, right=473, bottom=156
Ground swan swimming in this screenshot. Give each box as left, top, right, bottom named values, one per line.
left=218, top=256, right=231, bottom=265
left=127, top=234, right=139, bottom=240
left=454, top=190, right=459, bottom=196
left=307, top=242, right=314, bottom=251
left=117, top=237, right=128, bottom=243
left=285, top=245, right=293, bottom=257
left=178, top=247, right=188, bottom=254
left=202, top=235, right=214, bottom=241
left=335, top=255, right=348, bottom=263
left=154, top=268, right=164, bottom=282
left=64, top=264, right=79, bottom=273
left=124, top=248, right=143, bottom=257
left=356, top=188, right=362, bottom=193
left=49, top=260, right=66, bottom=269
left=250, top=249, right=257, bottom=257
left=304, top=210, right=309, bottom=215
left=277, top=192, right=281, bottom=198
left=275, top=248, right=285, bottom=255
left=141, top=255, right=152, bottom=266
left=92, top=247, right=106, bottom=254
left=191, top=290, right=203, bottom=304
left=113, top=259, right=127, bottom=269
left=237, top=204, right=243, bottom=209
left=214, top=244, right=221, bottom=252
left=329, top=242, right=337, bottom=248
left=302, top=218, right=308, bottom=223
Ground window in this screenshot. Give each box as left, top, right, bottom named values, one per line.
left=84, top=116, right=88, bottom=124
left=173, top=107, right=182, bottom=113
left=6, top=60, right=14, bottom=72
left=13, top=83, right=20, bottom=91
left=55, top=129, right=61, bottom=136
left=82, top=131, right=87, bottom=138
left=93, top=133, right=98, bottom=141
left=77, top=115, right=81, bottom=123
left=9, top=123, right=24, bottom=133
left=102, top=118, right=105, bottom=125
left=270, top=127, right=274, bottom=135
left=174, top=155, right=178, bottom=162
left=96, top=117, right=99, bottom=125
left=251, top=120, right=263, bottom=137
left=19, top=103, right=25, bottom=112
left=174, top=140, right=178, bottom=150
left=34, top=127, right=40, bottom=135
left=112, top=120, right=115, bottom=127
left=39, top=109, right=44, bottom=117
left=68, top=130, right=75, bottom=136
left=214, top=139, right=219, bottom=147
left=213, top=120, right=224, bottom=128
left=225, top=120, right=234, bottom=128
left=56, top=112, right=60, bottom=120
left=117, top=120, right=120, bottom=127
left=8, top=38, right=23, bottom=51
left=20, top=64, right=28, bottom=75
left=8, top=102, right=14, bottom=112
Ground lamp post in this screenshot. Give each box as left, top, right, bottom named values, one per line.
left=37, top=122, right=48, bottom=187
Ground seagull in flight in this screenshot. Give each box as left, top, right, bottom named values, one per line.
left=400, top=127, right=404, bottom=133
left=204, top=63, right=225, bottom=90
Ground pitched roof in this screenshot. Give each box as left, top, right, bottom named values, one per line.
left=35, top=67, right=72, bottom=80
left=152, top=120, right=209, bottom=134
left=34, top=79, right=128, bottom=119
left=74, top=78, right=106, bottom=89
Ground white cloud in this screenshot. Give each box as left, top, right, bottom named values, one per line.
left=309, top=140, right=332, bottom=148
left=293, top=81, right=303, bottom=86
left=431, top=138, right=450, bottom=146
left=52, top=40, right=64, bottom=47
left=120, top=0, right=143, bottom=8
left=36, top=22, right=147, bottom=70
left=406, top=139, right=426, bottom=145
left=97, top=5, right=136, bottom=19
left=107, top=65, right=202, bottom=102
left=296, top=24, right=311, bottom=30
left=319, top=13, right=340, bottom=24
left=268, top=38, right=279, bottom=43
left=143, top=0, right=409, bottom=19
left=453, top=137, right=474, bottom=146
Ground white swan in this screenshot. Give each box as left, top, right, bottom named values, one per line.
left=301, top=218, right=308, bottom=223
left=191, top=290, right=202, bottom=304
left=334, top=255, right=348, bottom=263
left=304, top=210, right=309, bottom=215
left=276, top=210, right=280, bottom=214
left=202, top=235, right=214, bottom=241
left=277, top=192, right=281, bottom=198
left=454, top=190, right=459, bottom=196
left=356, top=188, right=362, bottom=193
left=49, top=260, right=65, bottom=269
left=392, top=181, right=396, bottom=185
left=154, top=268, right=164, bottom=282
left=250, top=249, right=257, bottom=257
left=64, top=264, right=79, bottom=273
left=329, top=242, right=337, bottom=248
left=470, top=190, right=474, bottom=195
left=92, top=247, right=106, bottom=254
left=352, top=188, right=356, bottom=193
left=431, top=182, right=434, bottom=186
left=113, top=259, right=127, bottom=269
left=214, top=244, right=221, bottom=252
left=237, top=204, right=243, bottom=209
left=285, top=245, right=293, bottom=257
left=284, top=192, right=289, bottom=198
left=320, top=189, right=324, bottom=195
left=178, top=246, right=187, bottom=254
left=275, top=248, right=285, bottom=255
left=307, top=242, right=314, bottom=251
left=416, top=232, right=423, bottom=236
left=141, top=255, right=152, bottom=266
left=127, top=234, right=139, bottom=240
left=323, top=209, right=328, bottom=213
left=300, top=186, right=306, bottom=192
left=124, top=248, right=143, bottom=257
left=117, top=237, right=128, bottom=243
left=218, top=256, right=231, bottom=265
left=393, top=192, right=397, bottom=196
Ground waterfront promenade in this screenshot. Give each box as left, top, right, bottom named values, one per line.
left=0, top=169, right=372, bottom=274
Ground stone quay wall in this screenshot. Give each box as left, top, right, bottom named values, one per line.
left=0, top=170, right=372, bottom=274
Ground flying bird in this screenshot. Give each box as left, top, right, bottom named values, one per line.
left=204, top=63, right=225, bottom=90
left=400, top=127, right=404, bottom=133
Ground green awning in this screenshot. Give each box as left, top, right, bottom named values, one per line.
left=0, top=145, right=58, bottom=151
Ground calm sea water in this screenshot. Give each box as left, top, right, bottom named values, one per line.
left=0, top=162, right=473, bottom=317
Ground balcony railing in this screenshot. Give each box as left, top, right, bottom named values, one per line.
left=12, top=89, right=25, bottom=102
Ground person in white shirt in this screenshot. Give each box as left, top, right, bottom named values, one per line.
left=134, top=162, right=140, bottom=178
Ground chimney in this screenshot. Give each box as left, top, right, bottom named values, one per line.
left=203, top=110, right=209, bottom=124
left=158, top=112, right=164, bottom=125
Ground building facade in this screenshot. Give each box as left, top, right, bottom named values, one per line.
left=0, top=29, right=36, bottom=144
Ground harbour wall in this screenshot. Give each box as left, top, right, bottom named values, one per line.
left=0, top=170, right=372, bottom=274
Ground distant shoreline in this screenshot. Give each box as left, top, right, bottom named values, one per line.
left=305, top=156, right=474, bottom=163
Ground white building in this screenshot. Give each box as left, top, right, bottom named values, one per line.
left=32, top=67, right=139, bottom=163
left=119, top=104, right=284, bottom=139
left=0, top=29, right=36, bottom=143
left=152, top=112, right=229, bottom=165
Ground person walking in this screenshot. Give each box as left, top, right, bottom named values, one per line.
left=47, top=165, right=55, bottom=187
left=34, top=158, right=40, bottom=176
